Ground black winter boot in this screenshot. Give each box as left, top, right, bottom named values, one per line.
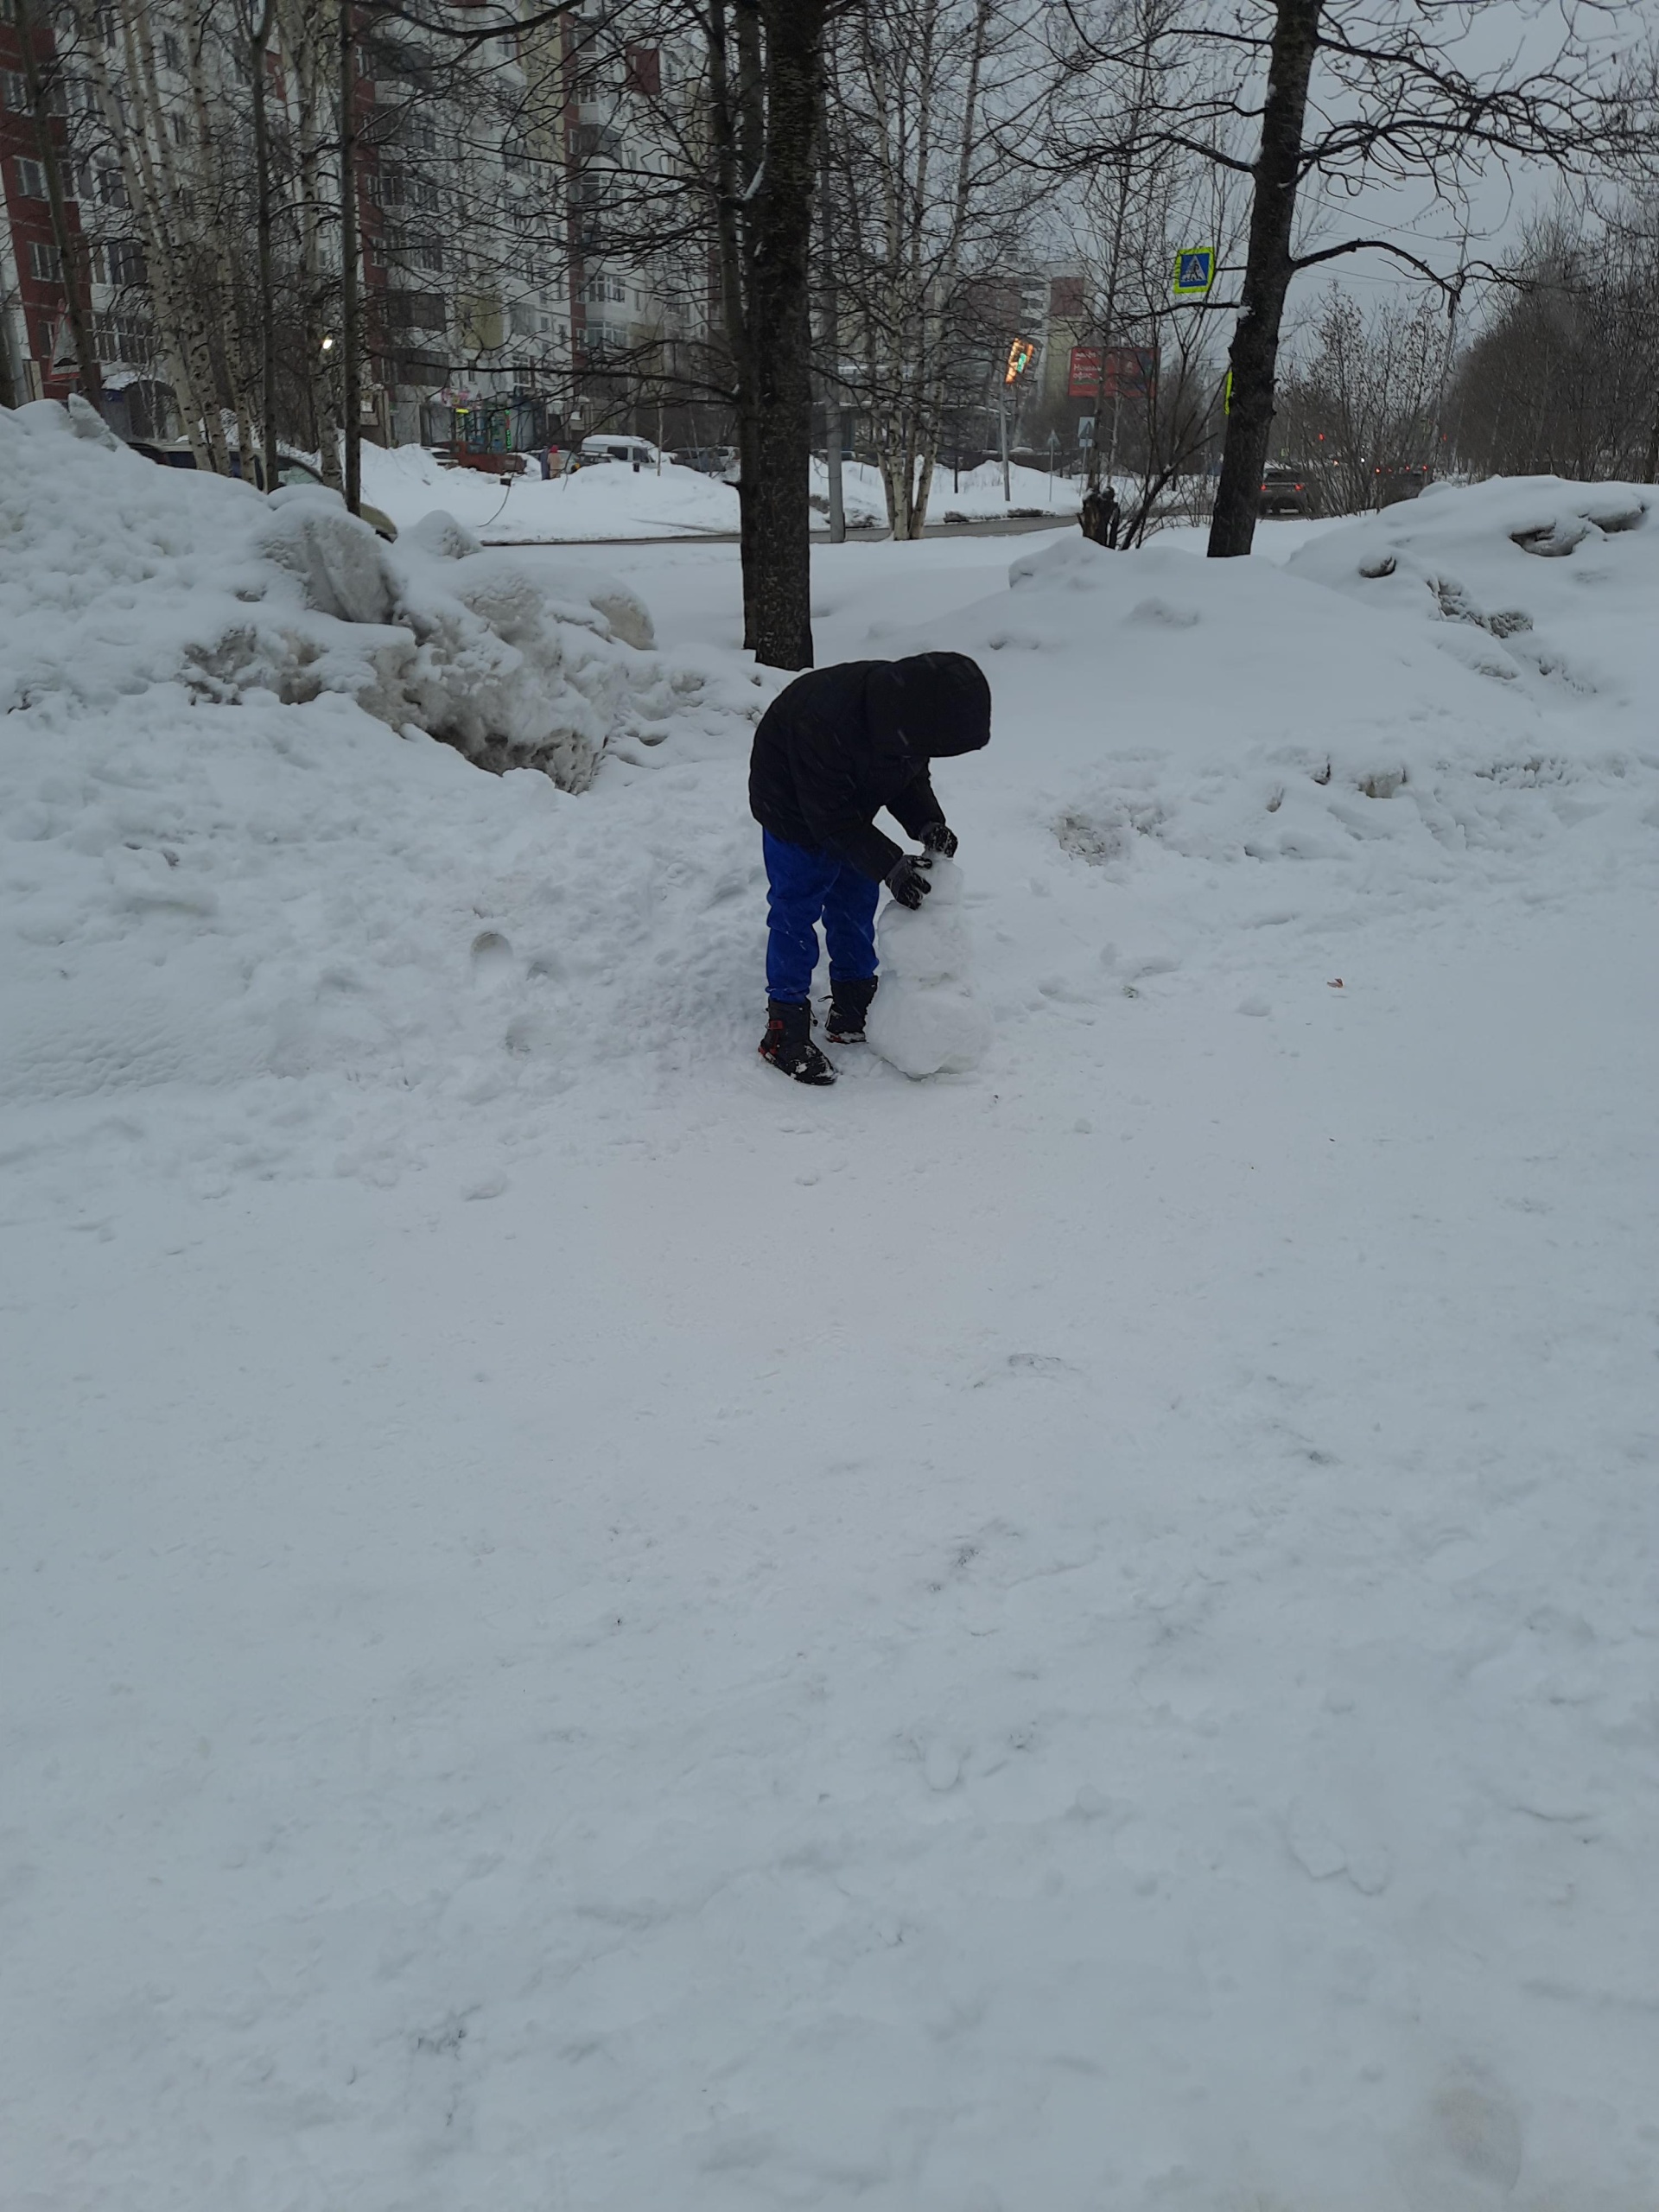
left=824, top=976, right=878, bottom=1044
left=759, top=999, right=836, bottom=1085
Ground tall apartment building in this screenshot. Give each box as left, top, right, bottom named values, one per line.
left=1, top=1, right=714, bottom=459
left=0, top=0, right=129, bottom=416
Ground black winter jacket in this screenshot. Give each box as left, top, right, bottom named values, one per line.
left=748, top=651, right=992, bottom=881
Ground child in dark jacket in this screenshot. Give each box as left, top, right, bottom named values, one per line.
left=748, top=650, right=991, bottom=1084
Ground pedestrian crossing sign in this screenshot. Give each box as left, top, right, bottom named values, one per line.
left=1173, top=247, right=1217, bottom=298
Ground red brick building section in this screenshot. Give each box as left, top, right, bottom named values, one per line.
left=0, top=0, right=90, bottom=401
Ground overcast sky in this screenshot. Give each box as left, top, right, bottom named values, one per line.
left=1290, top=0, right=1658, bottom=327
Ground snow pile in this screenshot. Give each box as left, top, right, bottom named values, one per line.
left=1287, top=474, right=1657, bottom=710
left=860, top=521, right=1659, bottom=911
left=0, top=398, right=692, bottom=789
left=865, top=857, right=992, bottom=1076
left=362, top=441, right=741, bottom=543
left=0, top=398, right=763, bottom=1122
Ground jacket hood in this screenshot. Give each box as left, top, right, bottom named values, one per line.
left=869, top=652, right=992, bottom=758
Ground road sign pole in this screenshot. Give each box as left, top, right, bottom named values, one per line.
left=999, top=386, right=1010, bottom=503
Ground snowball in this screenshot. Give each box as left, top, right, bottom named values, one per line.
left=865, top=857, right=992, bottom=1078
left=404, top=509, right=483, bottom=561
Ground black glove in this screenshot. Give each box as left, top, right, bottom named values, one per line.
left=886, top=854, right=934, bottom=909
left=919, top=822, right=958, bottom=858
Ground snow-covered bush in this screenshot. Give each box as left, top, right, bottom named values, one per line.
left=0, top=397, right=691, bottom=791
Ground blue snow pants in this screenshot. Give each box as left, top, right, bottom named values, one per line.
left=762, top=830, right=880, bottom=1004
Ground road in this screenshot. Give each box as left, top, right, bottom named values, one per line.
left=483, top=512, right=1077, bottom=550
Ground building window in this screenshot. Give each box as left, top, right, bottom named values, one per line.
left=624, top=44, right=660, bottom=98
left=93, top=312, right=158, bottom=365
left=385, top=289, right=444, bottom=332
left=16, top=157, right=48, bottom=199
left=98, top=165, right=129, bottom=207
left=162, top=31, right=183, bottom=69
left=28, top=241, right=63, bottom=283
left=2, top=68, right=29, bottom=111
left=106, top=237, right=145, bottom=286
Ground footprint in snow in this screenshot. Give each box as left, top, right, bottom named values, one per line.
left=470, top=930, right=515, bottom=991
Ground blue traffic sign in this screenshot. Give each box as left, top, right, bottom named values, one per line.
left=1172, top=247, right=1217, bottom=298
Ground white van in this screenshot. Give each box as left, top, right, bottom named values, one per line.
left=579, top=435, right=660, bottom=469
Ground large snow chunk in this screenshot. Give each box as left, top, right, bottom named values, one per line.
left=866, top=859, right=992, bottom=1077
left=0, top=403, right=689, bottom=791
left=260, top=490, right=402, bottom=625
left=1287, top=475, right=1656, bottom=705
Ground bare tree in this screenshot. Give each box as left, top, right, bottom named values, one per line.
left=1277, top=284, right=1443, bottom=510
left=1046, top=0, right=1649, bottom=558
left=1448, top=196, right=1659, bottom=483
left=822, top=0, right=1043, bottom=538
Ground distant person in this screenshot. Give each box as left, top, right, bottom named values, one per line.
left=1079, top=480, right=1119, bottom=547
left=747, top=652, right=992, bottom=1084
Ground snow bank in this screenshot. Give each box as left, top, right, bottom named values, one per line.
left=0, top=398, right=761, bottom=1119
left=362, top=441, right=741, bottom=543
left=0, top=398, right=704, bottom=790
left=1287, top=474, right=1658, bottom=710
left=843, top=510, right=1659, bottom=920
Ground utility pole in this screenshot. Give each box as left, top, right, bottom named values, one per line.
left=339, top=0, right=361, bottom=515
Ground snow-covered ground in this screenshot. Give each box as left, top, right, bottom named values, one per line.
left=4, top=429, right=1658, bottom=2212
left=360, top=445, right=1081, bottom=544
left=812, top=455, right=1084, bottom=527
left=364, top=441, right=743, bottom=542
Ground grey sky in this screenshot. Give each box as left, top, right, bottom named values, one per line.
left=1292, top=0, right=1657, bottom=324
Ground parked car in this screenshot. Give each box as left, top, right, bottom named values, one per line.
left=673, top=445, right=740, bottom=480
left=1257, top=464, right=1311, bottom=518
left=1376, top=466, right=1429, bottom=509
left=124, top=437, right=398, bottom=541
left=580, top=434, right=661, bottom=470
left=441, top=448, right=528, bottom=478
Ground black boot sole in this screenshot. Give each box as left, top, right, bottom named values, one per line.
left=758, top=1043, right=836, bottom=1086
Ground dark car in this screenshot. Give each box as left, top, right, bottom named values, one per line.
left=1376, top=466, right=1429, bottom=509
left=1258, top=464, right=1312, bottom=518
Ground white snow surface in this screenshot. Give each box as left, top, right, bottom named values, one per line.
left=3, top=452, right=1659, bottom=2212
left=362, top=446, right=1078, bottom=545
left=364, top=441, right=743, bottom=542
left=811, top=454, right=1083, bottom=529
